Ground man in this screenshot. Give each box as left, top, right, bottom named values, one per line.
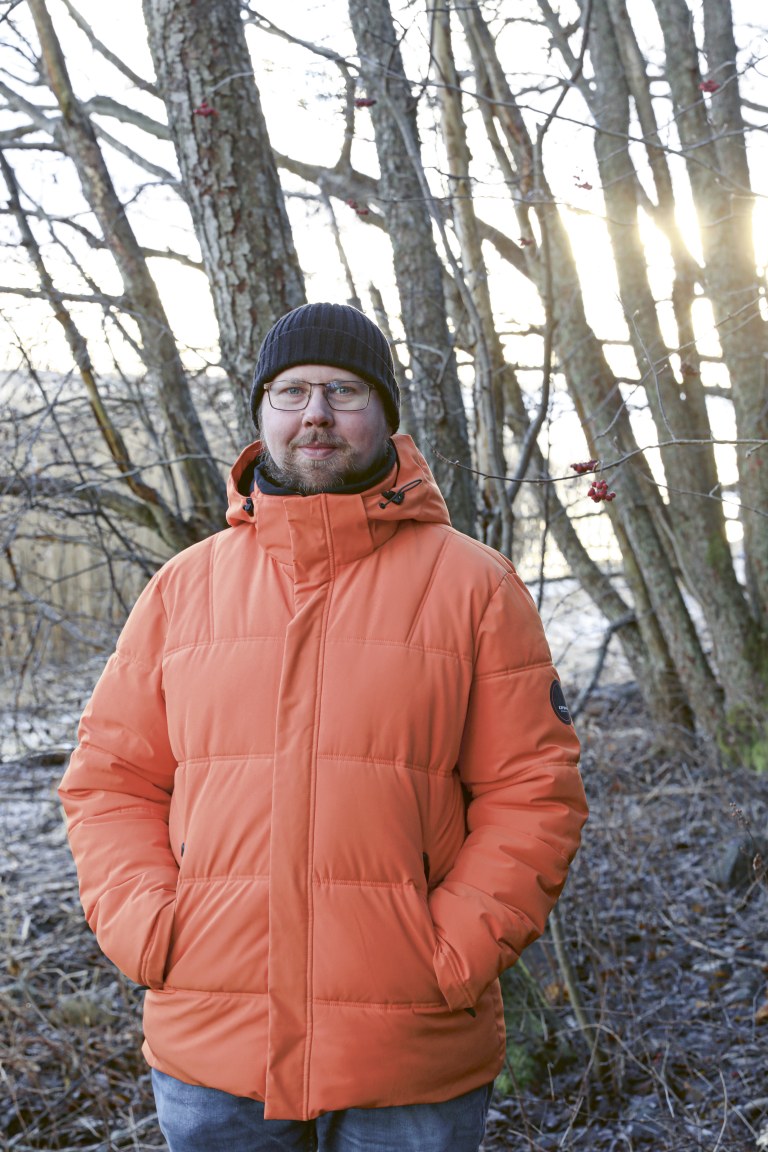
left=60, top=303, right=587, bottom=1152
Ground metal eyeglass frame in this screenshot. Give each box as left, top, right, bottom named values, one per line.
left=264, top=379, right=372, bottom=412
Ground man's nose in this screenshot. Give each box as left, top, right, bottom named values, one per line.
left=302, top=385, right=335, bottom=425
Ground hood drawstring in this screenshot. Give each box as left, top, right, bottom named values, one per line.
left=241, top=462, right=421, bottom=514
left=379, top=479, right=422, bottom=509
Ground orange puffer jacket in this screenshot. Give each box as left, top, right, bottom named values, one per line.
left=60, top=435, right=587, bottom=1121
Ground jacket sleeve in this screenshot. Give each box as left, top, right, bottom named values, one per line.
left=58, top=573, right=179, bottom=988
left=428, top=569, right=588, bottom=1010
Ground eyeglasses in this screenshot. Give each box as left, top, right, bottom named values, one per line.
left=264, top=379, right=372, bottom=411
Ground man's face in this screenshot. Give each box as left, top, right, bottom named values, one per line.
left=258, top=364, right=391, bottom=494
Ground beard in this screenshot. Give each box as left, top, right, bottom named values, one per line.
left=258, top=433, right=390, bottom=495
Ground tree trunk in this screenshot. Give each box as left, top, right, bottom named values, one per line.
left=460, top=0, right=722, bottom=736
left=587, top=0, right=759, bottom=717
left=348, top=0, right=477, bottom=538
left=431, top=2, right=658, bottom=703
left=652, top=0, right=768, bottom=627
left=430, top=4, right=513, bottom=551
left=142, top=0, right=306, bottom=434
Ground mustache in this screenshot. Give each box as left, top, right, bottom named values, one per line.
left=290, top=433, right=347, bottom=449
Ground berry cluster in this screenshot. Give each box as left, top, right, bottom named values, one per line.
left=588, top=479, right=616, bottom=503
left=346, top=199, right=369, bottom=217
left=571, top=459, right=598, bottom=475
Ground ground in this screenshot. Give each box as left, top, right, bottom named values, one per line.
left=1, top=683, right=767, bottom=1151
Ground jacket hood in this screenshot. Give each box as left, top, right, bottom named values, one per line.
left=226, top=434, right=451, bottom=538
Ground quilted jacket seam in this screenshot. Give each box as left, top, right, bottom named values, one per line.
left=313, top=998, right=446, bottom=1010
left=405, top=534, right=452, bottom=646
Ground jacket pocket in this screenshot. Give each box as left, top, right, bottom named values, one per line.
left=90, top=878, right=177, bottom=990
left=162, top=876, right=269, bottom=993
left=312, top=880, right=444, bottom=1007
left=167, top=766, right=187, bottom=868
left=141, top=896, right=178, bottom=989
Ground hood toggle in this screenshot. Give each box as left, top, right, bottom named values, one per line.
left=379, top=479, right=422, bottom=509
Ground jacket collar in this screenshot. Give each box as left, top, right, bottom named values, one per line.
left=225, top=435, right=451, bottom=572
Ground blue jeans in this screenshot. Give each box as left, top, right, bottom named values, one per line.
left=152, top=1069, right=492, bottom=1152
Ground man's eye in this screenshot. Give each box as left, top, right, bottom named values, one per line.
left=328, top=382, right=362, bottom=397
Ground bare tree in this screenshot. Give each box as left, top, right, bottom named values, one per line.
left=27, top=0, right=224, bottom=537
left=142, top=0, right=306, bottom=431
left=348, top=0, right=478, bottom=538
left=457, top=0, right=713, bottom=734
left=430, top=5, right=656, bottom=697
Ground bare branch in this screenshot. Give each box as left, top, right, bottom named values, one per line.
left=0, top=121, right=50, bottom=144
left=571, top=612, right=637, bottom=720
left=536, top=0, right=594, bottom=146
left=0, top=283, right=125, bottom=306
left=58, top=0, right=159, bottom=95
left=320, top=191, right=362, bottom=309
left=0, top=82, right=174, bottom=181
left=430, top=437, right=767, bottom=485
left=242, top=6, right=354, bottom=67
left=27, top=0, right=223, bottom=530
left=0, top=206, right=202, bottom=268
left=92, top=119, right=177, bottom=182
left=0, top=147, right=197, bottom=552
left=1, top=471, right=163, bottom=532
left=0, top=76, right=57, bottom=134
left=274, top=151, right=528, bottom=273
left=83, top=95, right=170, bottom=139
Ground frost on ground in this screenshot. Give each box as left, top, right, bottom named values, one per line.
left=1, top=663, right=767, bottom=1150
left=485, top=685, right=768, bottom=1152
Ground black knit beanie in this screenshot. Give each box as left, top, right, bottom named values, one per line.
left=250, top=303, right=400, bottom=432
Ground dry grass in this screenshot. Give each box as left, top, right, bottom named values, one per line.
left=1, top=687, right=767, bottom=1151
left=485, top=687, right=768, bottom=1151
left=0, top=747, right=161, bottom=1151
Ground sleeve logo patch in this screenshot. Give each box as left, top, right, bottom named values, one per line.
left=550, top=679, right=573, bottom=725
